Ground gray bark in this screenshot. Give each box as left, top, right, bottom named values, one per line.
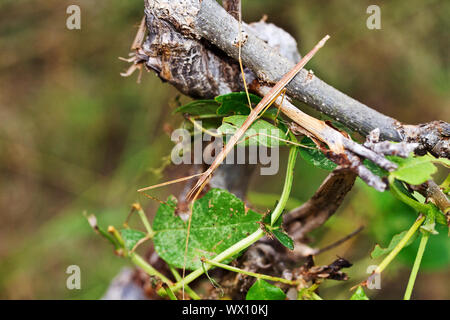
left=145, top=0, right=400, bottom=141
left=144, top=0, right=449, bottom=158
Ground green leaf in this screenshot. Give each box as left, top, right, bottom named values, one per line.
left=215, top=92, right=261, bottom=115
left=218, top=115, right=286, bottom=147
left=350, top=286, right=369, bottom=300
left=389, top=153, right=449, bottom=183
left=390, top=154, right=437, bottom=185
left=174, top=92, right=279, bottom=120
left=174, top=100, right=219, bottom=116
left=371, top=230, right=418, bottom=258
left=272, top=229, right=294, bottom=250
left=246, top=279, right=286, bottom=300
left=120, top=229, right=146, bottom=251
left=298, top=137, right=337, bottom=171
left=152, top=189, right=261, bottom=270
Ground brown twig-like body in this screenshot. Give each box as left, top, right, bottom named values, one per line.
left=186, top=35, right=331, bottom=200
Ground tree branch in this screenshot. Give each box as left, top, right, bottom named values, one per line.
left=143, top=0, right=449, bottom=158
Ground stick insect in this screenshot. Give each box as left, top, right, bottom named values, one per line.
left=186, top=35, right=330, bottom=199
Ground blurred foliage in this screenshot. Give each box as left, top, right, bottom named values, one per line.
left=0, top=0, right=448, bottom=299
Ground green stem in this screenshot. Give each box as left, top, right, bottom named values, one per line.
left=164, top=285, right=178, bottom=300
left=375, top=215, right=425, bottom=274
left=202, top=258, right=297, bottom=285
left=389, top=177, right=429, bottom=213
left=298, top=283, right=322, bottom=300
left=160, top=229, right=265, bottom=295
left=136, top=206, right=155, bottom=237
left=404, top=232, right=430, bottom=300
left=85, top=213, right=121, bottom=250
left=129, top=252, right=173, bottom=286
left=108, top=226, right=125, bottom=249
left=271, top=136, right=298, bottom=225
left=169, top=266, right=201, bottom=300
left=310, top=292, right=323, bottom=300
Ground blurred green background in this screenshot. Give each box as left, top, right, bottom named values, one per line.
left=0, top=0, right=448, bottom=299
